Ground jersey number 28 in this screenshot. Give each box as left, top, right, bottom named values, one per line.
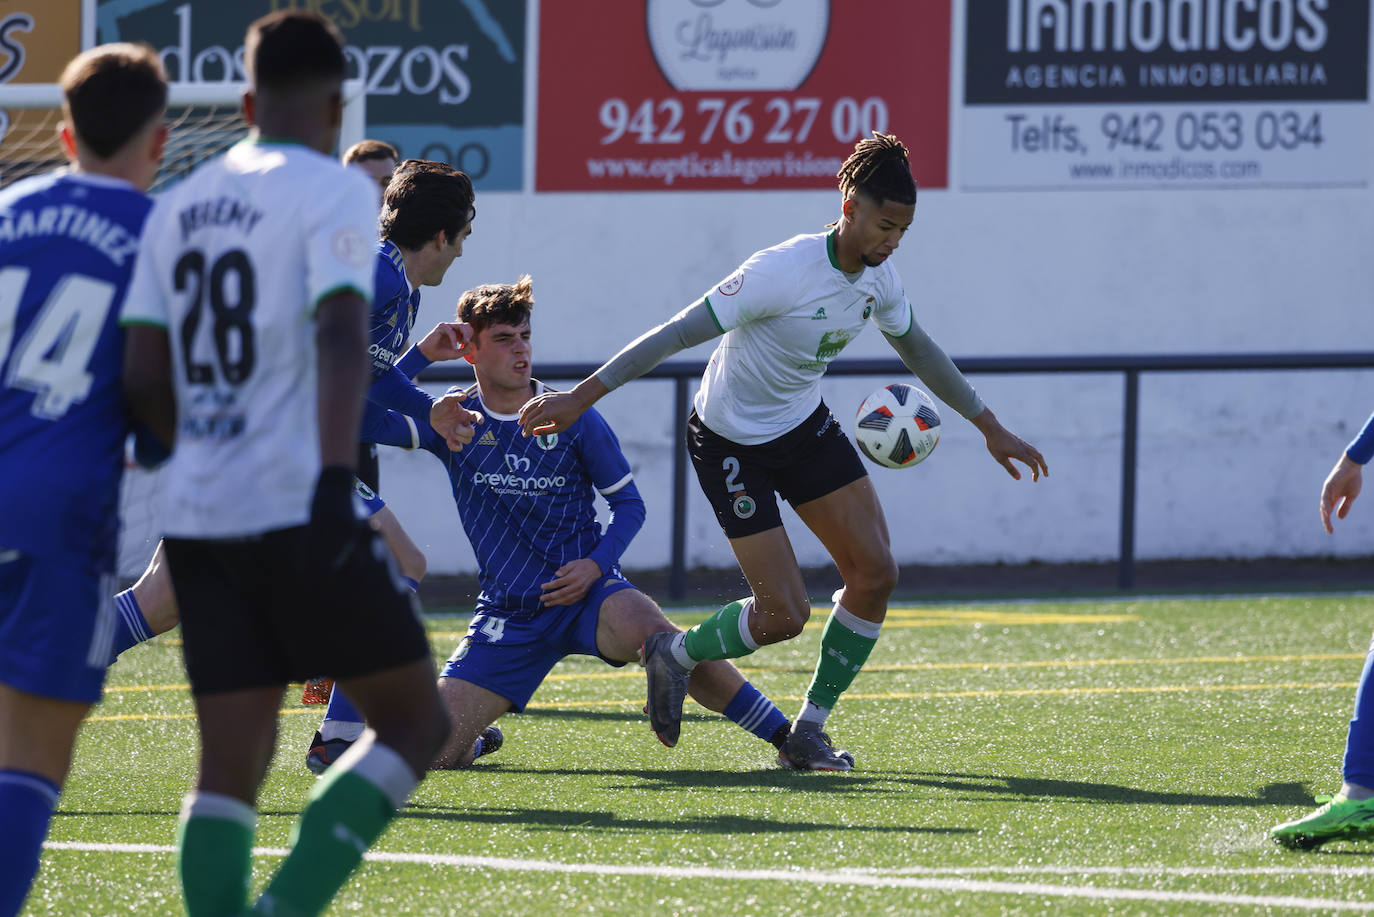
left=175, top=249, right=256, bottom=385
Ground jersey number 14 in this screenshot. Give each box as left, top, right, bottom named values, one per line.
left=0, top=266, right=117, bottom=420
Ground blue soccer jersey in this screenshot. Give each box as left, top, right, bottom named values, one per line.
left=0, top=171, right=153, bottom=570
left=364, top=381, right=645, bottom=615
left=365, top=239, right=431, bottom=420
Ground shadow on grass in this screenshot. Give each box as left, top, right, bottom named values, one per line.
left=397, top=804, right=973, bottom=836
left=440, top=765, right=923, bottom=797
left=876, top=772, right=1315, bottom=807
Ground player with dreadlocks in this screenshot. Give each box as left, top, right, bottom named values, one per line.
left=518, top=132, right=1047, bottom=769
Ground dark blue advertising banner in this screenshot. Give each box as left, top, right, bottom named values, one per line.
left=961, top=0, right=1370, bottom=189
left=94, top=0, right=526, bottom=190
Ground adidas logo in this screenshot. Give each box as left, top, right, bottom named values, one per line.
left=476, top=430, right=497, bottom=446
left=811, top=307, right=827, bottom=320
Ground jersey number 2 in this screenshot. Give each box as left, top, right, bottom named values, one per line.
left=0, top=266, right=117, bottom=420
left=176, top=249, right=256, bottom=385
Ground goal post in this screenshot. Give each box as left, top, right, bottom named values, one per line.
left=0, top=79, right=367, bottom=192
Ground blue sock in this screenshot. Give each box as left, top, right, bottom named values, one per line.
left=0, top=769, right=59, bottom=917
left=108, top=589, right=154, bottom=665
left=323, top=687, right=364, bottom=728
left=1344, top=635, right=1374, bottom=787
left=722, top=683, right=790, bottom=749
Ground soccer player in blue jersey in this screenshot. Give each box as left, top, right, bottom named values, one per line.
left=314, top=276, right=806, bottom=770
left=1272, top=414, right=1374, bottom=849
left=0, top=43, right=167, bottom=917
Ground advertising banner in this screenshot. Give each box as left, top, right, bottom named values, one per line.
left=94, top=0, right=526, bottom=190
left=962, top=0, right=1371, bottom=189
left=537, top=0, right=951, bottom=191
left=0, top=0, right=82, bottom=177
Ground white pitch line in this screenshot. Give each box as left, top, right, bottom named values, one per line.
left=41, top=842, right=1374, bottom=911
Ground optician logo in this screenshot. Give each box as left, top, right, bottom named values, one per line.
left=646, top=0, right=830, bottom=91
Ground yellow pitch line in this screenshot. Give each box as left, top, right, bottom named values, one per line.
left=87, top=681, right=1359, bottom=721
left=102, top=652, right=1366, bottom=694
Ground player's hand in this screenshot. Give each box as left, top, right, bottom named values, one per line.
left=430, top=393, right=483, bottom=452
left=417, top=322, right=474, bottom=363
left=305, top=465, right=370, bottom=574
left=1320, top=453, right=1363, bottom=533
left=972, top=408, right=1047, bottom=482
left=519, top=390, right=588, bottom=437
left=539, top=558, right=603, bottom=606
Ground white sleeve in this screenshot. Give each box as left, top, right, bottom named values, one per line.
left=700, top=248, right=792, bottom=333
left=119, top=203, right=168, bottom=329
left=305, top=168, right=379, bottom=312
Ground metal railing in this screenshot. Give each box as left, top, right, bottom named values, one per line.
left=422, top=352, right=1374, bottom=597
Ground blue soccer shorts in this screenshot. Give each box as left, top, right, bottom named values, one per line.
left=0, top=549, right=113, bottom=704
left=439, top=574, right=637, bottom=711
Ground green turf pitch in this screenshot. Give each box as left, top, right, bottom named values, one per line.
left=29, top=594, right=1374, bottom=915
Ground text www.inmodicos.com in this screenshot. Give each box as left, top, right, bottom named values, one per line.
left=1068, top=157, right=1263, bottom=182
left=585, top=151, right=846, bottom=186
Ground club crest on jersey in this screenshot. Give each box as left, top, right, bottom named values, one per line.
left=717, top=270, right=744, bottom=297
left=862, top=297, right=874, bottom=320
left=505, top=454, right=531, bottom=473
left=811, top=307, right=827, bottom=320
left=535, top=433, right=559, bottom=450
left=732, top=494, right=756, bottom=519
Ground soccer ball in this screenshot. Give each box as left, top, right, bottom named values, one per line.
left=854, top=383, right=941, bottom=469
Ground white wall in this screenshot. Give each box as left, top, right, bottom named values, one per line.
left=380, top=158, right=1374, bottom=576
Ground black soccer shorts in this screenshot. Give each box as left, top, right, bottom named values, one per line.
left=688, top=400, right=869, bottom=539
left=165, top=525, right=430, bottom=695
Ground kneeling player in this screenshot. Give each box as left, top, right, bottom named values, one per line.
left=312, top=276, right=820, bottom=771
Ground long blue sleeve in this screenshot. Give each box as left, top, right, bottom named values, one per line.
left=587, top=479, right=645, bottom=574
left=1347, top=412, right=1374, bottom=465
left=366, top=363, right=435, bottom=421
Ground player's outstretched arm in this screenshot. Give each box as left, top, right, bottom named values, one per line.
left=970, top=407, right=1048, bottom=482
left=1320, top=453, right=1362, bottom=533
left=518, top=376, right=608, bottom=437
left=123, top=326, right=176, bottom=449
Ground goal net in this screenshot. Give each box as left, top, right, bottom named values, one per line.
left=0, top=80, right=366, bottom=578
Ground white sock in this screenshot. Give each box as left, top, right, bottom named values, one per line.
left=796, top=700, right=830, bottom=727
left=1340, top=781, right=1374, bottom=801
left=667, top=632, right=696, bottom=671
left=320, top=720, right=366, bottom=743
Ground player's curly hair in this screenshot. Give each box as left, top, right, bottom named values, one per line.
left=457, top=274, right=534, bottom=334
left=837, top=132, right=917, bottom=207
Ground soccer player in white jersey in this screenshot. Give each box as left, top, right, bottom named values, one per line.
left=121, top=12, right=473, bottom=916
left=0, top=43, right=167, bottom=917
left=519, top=133, right=1047, bottom=770
left=1272, top=414, right=1374, bottom=848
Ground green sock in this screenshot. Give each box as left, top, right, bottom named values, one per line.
left=255, top=741, right=414, bottom=917
left=682, top=598, right=757, bottom=662
left=177, top=792, right=256, bottom=917
left=805, top=607, right=881, bottom=709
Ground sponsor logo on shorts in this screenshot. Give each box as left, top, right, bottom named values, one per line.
left=732, top=494, right=756, bottom=519
left=452, top=637, right=471, bottom=661
left=353, top=479, right=377, bottom=501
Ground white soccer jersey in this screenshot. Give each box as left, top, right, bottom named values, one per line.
left=694, top=230, right=913, bottom=445
left=121, top=138, right=378, bottom=538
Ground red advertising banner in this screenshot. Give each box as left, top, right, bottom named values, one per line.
left=537, top=0, right=950, bottom=191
